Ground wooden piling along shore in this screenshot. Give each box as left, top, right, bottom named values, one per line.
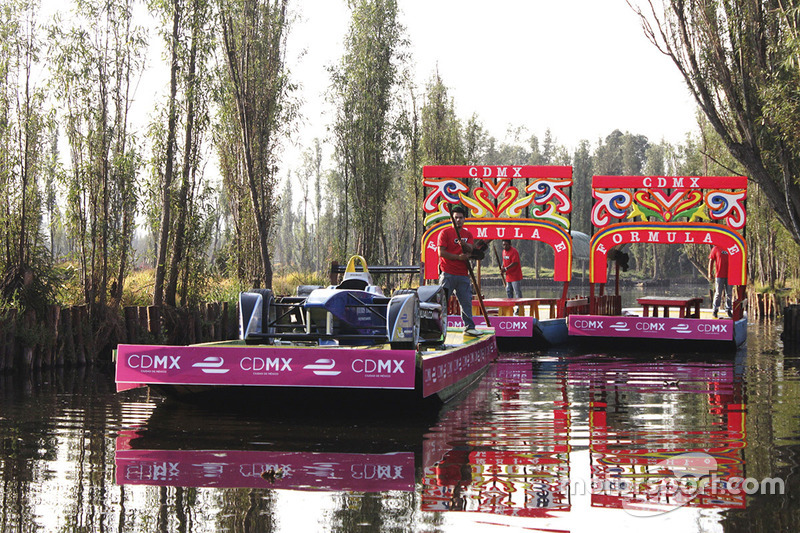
left=1, top=292, right=799, bottom=373
left=748, top=292, right=800, bottom=319
left=783, top=304, right=800, bottom=349
left=0, top=302, right=236, bottom=373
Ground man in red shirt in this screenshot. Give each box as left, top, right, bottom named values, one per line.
left=708, top=245, right=732, bottom=318
left=437, top=204, right=482, bottom=336
left=500, top=239, right=523, bottom=298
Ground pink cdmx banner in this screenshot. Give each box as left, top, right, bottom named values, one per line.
left=568, top=315, right=733, bottom=341
left=448, top=316, right=534, bottom=337
left=115, top=448, right=414, bottom=492
left=116, top=344, right=417, bottom=391
left=421, top=335, right=497, bottom=397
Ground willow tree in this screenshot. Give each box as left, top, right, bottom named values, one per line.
left=145, top=0, right=215, bottom=307
left=630, top=0, right=800, bottom=245
left=330, top=0, right=404, bottom=264
left=219, top=0, right=295, bottom=289
left=0, top=0, right=49, bottom=294
left=392, top=73, right=421, bottom=267
left=399, top=71, right=463, bottom=264
left=151, top=0, right=182, bottom=307
left=49, top=0, right=144, bottom=312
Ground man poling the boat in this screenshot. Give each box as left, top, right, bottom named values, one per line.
left=438, top=204, right=490, bottom=337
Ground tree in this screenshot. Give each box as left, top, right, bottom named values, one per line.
left=330, top=0, right=405, bottom=264
left=0, top=0, right=52, bottom=308
left=394, top=71, right=422, bottom=267
left=298, top=139, right=323, bottom=271
left=463, top=114, right=489, bottom=165
left=161, top=0, right=215, bottom=307
left=219, top=0, right=296, bottom=288
left=420, top=71, right=463, bottom=166
left=151, top=0, right=181, bottom=307
left=50, top=0, right=144, bottom=312
left=571, top=140, right=593, bottom=235
left=630, top=0, right=800, bottom=245
left=594, top=130, right=625, bottom=175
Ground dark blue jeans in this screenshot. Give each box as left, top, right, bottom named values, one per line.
left=439, top=271, right=475, bottom=330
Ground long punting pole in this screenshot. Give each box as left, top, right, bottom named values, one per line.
left=493, top=243, right=508, bottom=293
left=448, top=207, right=491, bottom=327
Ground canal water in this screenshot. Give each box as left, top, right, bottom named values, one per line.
left=1, top=319, right=798, bottom=532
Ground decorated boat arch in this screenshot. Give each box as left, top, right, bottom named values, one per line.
left=569, top=174, right=748, bottom=349
left=421, top=165, right=579, bottom=344
left=421, top=165, right=573, bottom=282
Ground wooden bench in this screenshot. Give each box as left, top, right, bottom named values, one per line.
left=637, top=296, right=703, bottom=318
left=473, top=298, right=559, bottom=319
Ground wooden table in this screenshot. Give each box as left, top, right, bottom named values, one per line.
left=637, top=296, right=703, bottom=318
left=473, top=298, right=559, bottom=319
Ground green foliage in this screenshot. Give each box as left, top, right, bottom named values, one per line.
left=202, top=275, right=247, bottom=304
left=217, top=0, right=298, bottom=288
left=420, top=71, right=464, bottom=166
left=631, top=0, right=800, bottom=246
left=271, top=270, right=327, bottom=297
left=330, top=0, right=406, bottom=264
left=51, top=262, right=84, bottom=305
left=0, top=263, right=58, bottom=316
left=47, top=0, right=146, bottom=311
left=120, top=269, right=156, bottom=307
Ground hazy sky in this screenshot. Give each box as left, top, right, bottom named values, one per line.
left=286, top=0, right=698, bottom=160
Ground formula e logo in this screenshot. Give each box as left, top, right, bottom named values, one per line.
left=192, top=356, right=229, bottom=374
left=304, top=358, right=341, bottom=376
left=609, top=321, right=630, bottom=332
left=671, top=323, right=691, bottom=334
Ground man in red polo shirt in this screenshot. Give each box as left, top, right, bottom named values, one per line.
left=500, top=239, right=523, bottom=298
left=708, top=245, right=732, bottom=318
left=437, top=204, right=482, bottom=336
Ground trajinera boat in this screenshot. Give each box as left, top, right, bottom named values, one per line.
left=567, top=174, right=748, bottom=350
left=421, top=165, right=584, bottom=347
left=115, top=255, right=498, bottom=408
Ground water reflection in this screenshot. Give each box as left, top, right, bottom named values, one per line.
left=420, top=359, right=571, bottom=517
left=3, top=324, right=800, bottom=531
left=114, top=352, right=751, bottom=523
left=575, top=356, right=746, bottom=514
left=116, top=407, right=425, bottom=493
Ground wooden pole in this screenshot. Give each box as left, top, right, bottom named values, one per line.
left=493, top=243, right=508, bottom=293
left=124, top=306, right=138, bottom=343
left=73, top=306, right=86, bottom=365
left=221, top=301, right=230, bottom=340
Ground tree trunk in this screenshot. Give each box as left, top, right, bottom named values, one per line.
left=166, top=0, right=199, bottom=307
left=154, top=0, right=181, bottom=306
left=220, top=0, right=289, bottom=289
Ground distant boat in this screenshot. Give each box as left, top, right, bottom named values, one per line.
left=567, top=174, right=748, bottom=351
